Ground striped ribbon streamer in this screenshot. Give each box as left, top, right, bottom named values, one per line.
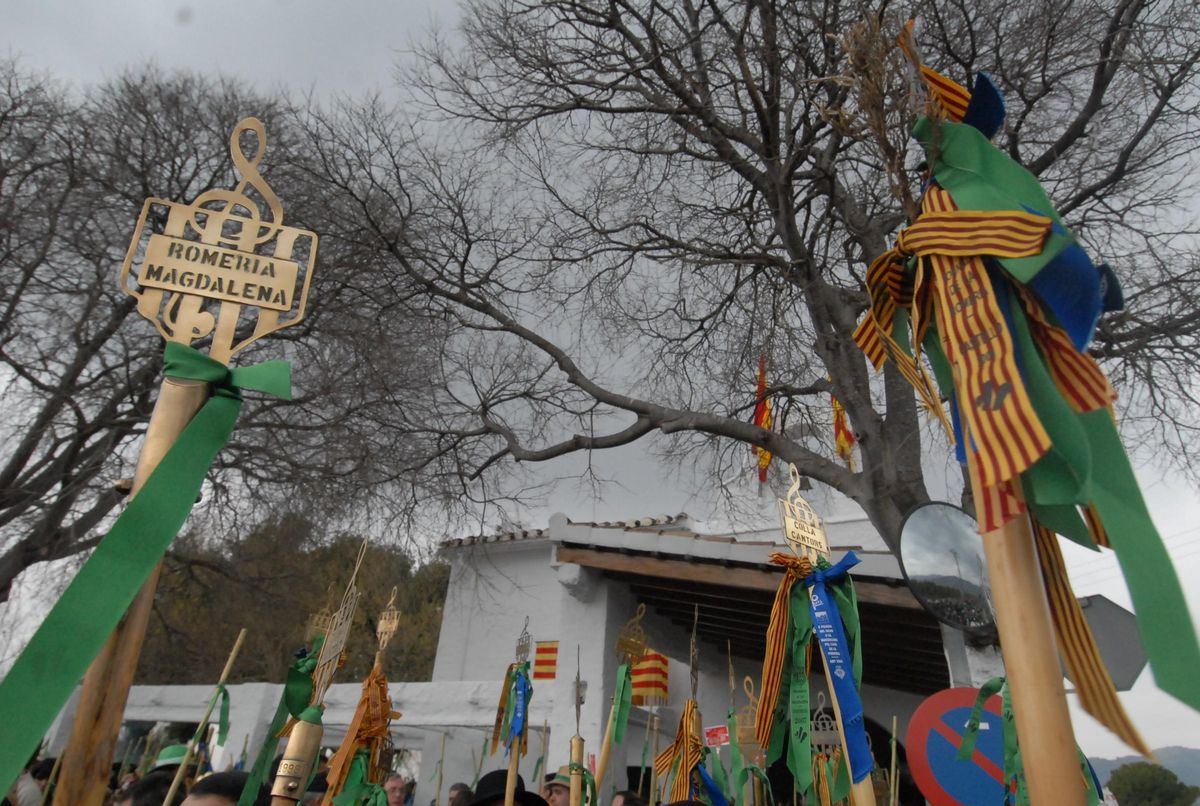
left=1031, top=520, right=1151, bottom=755
left=897, top=20, right=972, bottom=122
left=753, top=553, right=807, bottom=750
left=654, top=699, right=703, bottom=803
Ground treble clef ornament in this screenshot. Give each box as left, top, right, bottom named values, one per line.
left=119, top=117, right=318, bottom=364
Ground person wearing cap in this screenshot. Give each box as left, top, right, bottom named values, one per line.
left=540, top=767, right=570, bottom=806
left=150, top=743, right=191, bottom=775
left=466, top=770, right=549, bottom=806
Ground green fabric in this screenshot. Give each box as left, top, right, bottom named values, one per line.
left=216, top=684, right=231, bottom=746
left=612, top=664, right=633, bottom=744
left=1005, top=292, right=1200, bottom=709
left=743, top=765, right=773, bottom=806
left=708, top=746, right=731, bottom=802
left=0, top=342, right=290, bottom=795
left=913, top=118, right=1073, bottom=283
left=285, top=640, right=324, bottom=725
left=332, top=749, right=388, bottom=806
left=726, top=709, right=745, bottom=797
left=239, top=643, right=322, bottom=806
left=785, top=587, right=814, bottom=797
left=826, top=751, right=850, bottom=804
left=568, top=762, right=597, bottom=806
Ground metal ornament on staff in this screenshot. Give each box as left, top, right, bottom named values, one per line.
left=753, top=465, right=875, bottom=805
left=270, top=539, right=368, bottom=804
left=19, top=116, right=316, bottom=805
left=569, top=646, right=588, bottom=806
left=320, top=586, right=404, bottom=803
left=494, top=617, right=534, bottom=806
left=595, top=604, right=648, bottom=792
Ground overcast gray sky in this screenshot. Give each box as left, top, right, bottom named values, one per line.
left=4, top=0, right=1199, bottom=762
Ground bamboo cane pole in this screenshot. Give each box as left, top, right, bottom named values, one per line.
left=646, top=713, right=660, bottom=806
left=814, top=643, right=875, bottom=806
left=957, top=411, right=1083, bottom=805
left=162, top=628, right=248, bottom=805
left=54, top=376, right=209, bottom=805
left=504, top=737, right=522, bottom=806
left=435, top=733, right=447, bottom=806
left=888, top=716, right=898, bottom=806
left=270, top=720, right=324, bottom=805
left=569, top=735, right=585, bottom=806
left=594, top=696, right=618, bottom=793
left=37, top=755, right=62, bottom=806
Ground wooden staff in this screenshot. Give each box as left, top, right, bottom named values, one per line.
left=568, top=735, right=585, bottom=806
left=54, top=376, right=209, bottom=805
left=163, top=628, right=248, bottom=805
left=594, top=696, right=618, bottom=792
left=959, top=415, right=1082, bottom=805
left=813, top=617, right=875, bottom=806
left=888, top=716, right=898, bottom=806
left=646, top=712, right=660, bottom=806
left=435, top=733, right=447, bottom=806
left=504, top=738, right=521, bottom=806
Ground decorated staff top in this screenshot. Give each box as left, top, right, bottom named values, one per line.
left=119, top=117, right=318, bottom=364
left=515, top=616, right=532, bottom=663
left=778, top=465, right=829, bottom=562
left=377, top=587, right=402, bottom=654
left=615, top=604, right=648, bottom=663
left=311, top=539, right=368, bottom=702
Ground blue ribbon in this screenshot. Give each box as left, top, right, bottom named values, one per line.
left=695, top=761, right=731, bottom=806
left=507, top=667, right=532, bottom=753
left=804, top=552, right=873, bottom=783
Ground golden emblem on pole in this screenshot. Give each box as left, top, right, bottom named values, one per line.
left=615, top=603, right=648, bottom=662
left=736, top=676, right=759, bottom=750
left=779, top=464, right=830, bottom=561
left=515, top=616, right=532, bottom=663
left=377, top=586, right=402, bottom=653
left=311, top=539, right=368, bottom=700
left=119, top=117, right=318, bottom=364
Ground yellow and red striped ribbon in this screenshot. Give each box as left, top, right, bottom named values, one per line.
left=754, top=552, right=809, bottom=750
left=1032, top=521, right=1151, bottom=756
left=897, top=20, right=972, bottom=121
left=653, top=698, right=703, bottom=803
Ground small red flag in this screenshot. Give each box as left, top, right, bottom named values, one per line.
left=752, top=355, right=773, bottom=482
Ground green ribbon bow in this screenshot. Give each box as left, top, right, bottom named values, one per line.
left=0, top=341, right=290, bottom=795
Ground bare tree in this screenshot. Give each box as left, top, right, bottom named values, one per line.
left=308, top=0, right=1200, bottom=545
left=0, top=63, right=449, bottom=600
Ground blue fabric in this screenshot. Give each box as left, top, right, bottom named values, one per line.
left=696, top=762, right=731, bottom=806
left=804, top=553, right=873, bottom=783
left=962, top=73, right=1005, bottom=139
left=507, top=669, right=532, bottom=753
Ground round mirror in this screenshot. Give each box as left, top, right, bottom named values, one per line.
left=898, top=502, right=995, bottom=633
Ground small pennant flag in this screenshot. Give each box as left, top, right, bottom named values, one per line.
left=533, top=641, right=559, bottom=680
left=631, top=650, right=669, bottom=705
left=752, top=355, right=773, bottom=483
left=832, top=391, right=856, bottom=470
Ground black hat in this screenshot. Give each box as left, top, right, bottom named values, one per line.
left=466, top=770, right=548, bottom=806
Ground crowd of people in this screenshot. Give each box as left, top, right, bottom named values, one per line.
left=6, top=744, right=669, bottom=806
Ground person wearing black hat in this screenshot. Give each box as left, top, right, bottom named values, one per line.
left=466, top=770, right=549, bottom=806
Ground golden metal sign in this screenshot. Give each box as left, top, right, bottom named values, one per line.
left=119, top=117, right=318, bottom=364
left=778, top=464, right=829, bottom=561
left=736, top=676, right=759, bottom=750
left=515, top=616, right=532, bottom=663
left=376, top=586, right=402, bottom=654
left=615, top=603, right=648, bottom=663
left=311, top=539, right=369, bottom=701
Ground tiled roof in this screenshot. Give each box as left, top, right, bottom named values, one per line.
left=441, top=513, right=691, bottom=548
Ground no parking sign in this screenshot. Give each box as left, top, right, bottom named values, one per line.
left=905, top=687, right=1007, bottom=805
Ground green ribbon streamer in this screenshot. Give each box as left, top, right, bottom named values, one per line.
left=762, top=561, right=862, bottom=802
left=726, top=709, right=745, bottom=797
left=216, top=684, right=231, bottom=746
left=238, top=641, right=324, bottom=806
left=612, top=664, right=633, bottom=745
left=332, top=749, right=389, bottom=806
left=285, top=637, right=325, bottom=726
left=707, top=746, right=731, bottom=803
left=742, top=765, right=773, bottom=806
left=0, top=342, right=290, bottom=794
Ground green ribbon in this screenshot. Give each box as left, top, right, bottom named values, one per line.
left=332, top=749, right=389, bottom=806
left=707, top=746, right=731, bottom=802
left=725, top=709, right=745, bottom=796
left=568, top=762, right=597, bottom=806
left=612, top=664, right=633, bottom=744
left=238, top=644, right=323, bottom=805
left=216, top=684, right=231, bottom=746
left=285, top=637, right=325, bottom=726
left=742, top=765, right=773, bottom=806
left=0, top=342, right=290, bottom=794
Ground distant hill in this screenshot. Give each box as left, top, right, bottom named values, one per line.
left=1090, top=747, right=1200, bottom=787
